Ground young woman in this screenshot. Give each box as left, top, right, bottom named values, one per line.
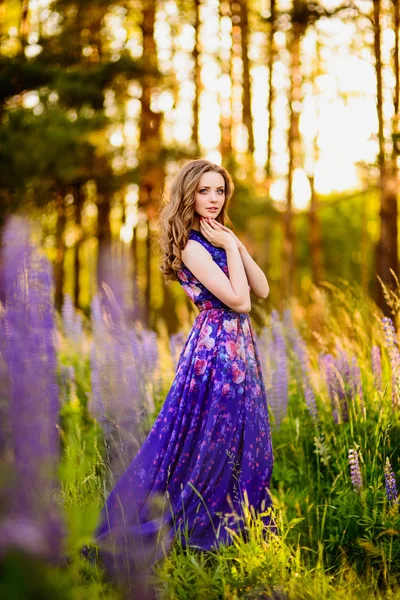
left=92, top=159, right=274, bottom=591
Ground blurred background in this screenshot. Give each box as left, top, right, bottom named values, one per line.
left=1, top=0, right=399, bottom=333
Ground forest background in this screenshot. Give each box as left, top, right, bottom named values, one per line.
left=2, top=0, right=400, bottom=335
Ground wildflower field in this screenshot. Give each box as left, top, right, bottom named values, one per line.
left=2, top=217, right=400, bottom=600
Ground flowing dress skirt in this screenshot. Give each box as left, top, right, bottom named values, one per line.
left=95, top=307, right=274, bottom=580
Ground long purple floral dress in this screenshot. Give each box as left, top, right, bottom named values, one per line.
left=94, top=228, right=274, bottom=579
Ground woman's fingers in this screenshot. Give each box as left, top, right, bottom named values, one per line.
left=200, top=219, right=219, bottom=245
left=201, top=219, right=214, bottom=232
left=200, top=220, right=213, bottom=239
left=204, top=218, right=219, bottom=230
left=213, top=221, right=228, bottom=231
left=200, top=219, right=212, bottom=233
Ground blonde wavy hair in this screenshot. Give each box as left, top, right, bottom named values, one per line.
left=158, top=159, right=235, bottom=282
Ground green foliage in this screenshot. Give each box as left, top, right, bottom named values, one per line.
left=0, top=551, right=73, bottom=600
left=0, top=106, right=101, bottom=192
left=4, top=278, right=400, bottom=598
left=36, top=282, right=399, bottom=598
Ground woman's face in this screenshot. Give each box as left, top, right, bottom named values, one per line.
left=193, top=171, right=225, bottom=220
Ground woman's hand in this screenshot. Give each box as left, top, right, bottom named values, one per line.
left=199, top=217, right=236, bottom=250
left=212, top=220, right=245, bottom=250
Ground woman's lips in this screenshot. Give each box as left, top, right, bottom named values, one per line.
left=207, top=208, right=218, bottom=212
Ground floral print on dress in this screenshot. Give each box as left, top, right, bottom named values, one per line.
left=94, top=228, right=274, bottom=573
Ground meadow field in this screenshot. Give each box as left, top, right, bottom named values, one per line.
left=2, top=222, right=400, bottom=600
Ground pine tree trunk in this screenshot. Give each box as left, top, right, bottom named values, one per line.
left=219, top=1, right=232, bottom=159
left=282, top=16, right=303, bottom=302
left=96, top=191, right=112, bottom=293
left=240, top=0, right=254, bottom=155
left=391, top=0, right=400, bottom=284
left=265, top=0, right=276, bottom=183
left=393, top=0, right=399, bottom=126
left=308, top=175, right=323, bottom=285
left=0, top=3, right=6, bottom=38
left=145, top=216, right=151, bottom=329
left=131, top=224, right=141, bottom=321
left=54, top=192, right=66, bottom=312
left=192, top=0, right=201, bottom=152
left=139, top=0, right=160, bottom=157
left=19, top=0, right=29, bottom=47
left=0, top=220, right=5, bottom=306
left=73, top=184, right=84, bottom=309
left=374, top=0, right=398, bottom=312
left=308, top=33, right=323, bottom=287
left=139, top=0, right=164, bottom=328
left=161, top=279, right=179, bottom=336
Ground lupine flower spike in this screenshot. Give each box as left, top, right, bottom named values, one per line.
left=283, top=309, right=318, bottom=424
left=381, top=317, right=400, bottom=406
left=384, top=457, right=399, bottom=506
left=348, top=447, right=363, bottom=493
left=321, top=353, right=340, bottom=424
left=371, top=345, right=382, bottom=392
left=270, top=310, right=289, bottom=428
left=0, top=215, right=64, bottom=562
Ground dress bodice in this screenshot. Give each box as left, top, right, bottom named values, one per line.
left=176, top=229, right=232, bottom=312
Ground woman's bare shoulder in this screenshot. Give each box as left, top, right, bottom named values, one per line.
left=182, top=238, right=211, bottom=260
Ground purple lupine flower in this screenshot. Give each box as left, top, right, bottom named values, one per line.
left=283, top=309, right=318, bottom=423
left=350, top=356, right=365, bottom=418
left=269, top=310, right=289, bottom=428
left=129, top=326, right=160, bottom=415
left=321, top=353, right=340, bottom=424
left=0, top=215, right=64, bottom=562
left=170, top=331, right=187, bottom=371
left=59, top=364, right=76, bottom=405
left=348, top=447, right=363, bottom=493
left=97, top=239, right=137, bottom=322
left=62, top=293, right=83, bottom=346
left=89, top=340, right=108, bottom=431
left=254, top=325, right=273, bottom=387
left=89, top=283, right=161, bottom=481
left=139, top=328, right=160, bottom=414
left=384, top=457, right=399, bottom=504
left=317, top=351, right=326, bottom=381
left=350, top=357, right=362, bottom=398
left=381, top=316, right=400, bottom=406
left=141, top=329, right=159, bottom=386
left=97, top=240, right=124, bottom=318
left=0, top=306, right=10, bottom=454
left=335, top=342, right=352, bottom=385
left=333, top=343, right=351, bottom=422
left=90, top=292, right=141, bottom=480
left=382, top=317, right=400, bottom=355
left=371, top=345, right=382, bottom=392
left=321, top=343, right=364, bottom=423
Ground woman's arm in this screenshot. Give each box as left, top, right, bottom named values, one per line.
left=213, top=221, right=269, bottom=299
left=238, top=245, right=269, bottom=299
left=181, top=220, right=251, bottom=313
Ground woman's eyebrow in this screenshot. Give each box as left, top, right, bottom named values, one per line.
left=198, top=186, right=225, bottom=189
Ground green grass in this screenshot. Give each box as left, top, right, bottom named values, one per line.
left=4, top=280, right=400, bottom=599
